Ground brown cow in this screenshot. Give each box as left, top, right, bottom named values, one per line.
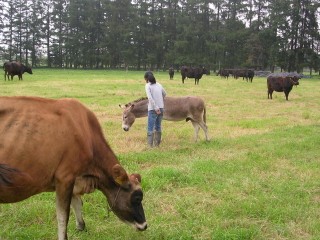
left=3, top=61, right=33, bottom=80
left=267, top=75, right=300, bottom=100
left=0, top=96, right=147, bottom=240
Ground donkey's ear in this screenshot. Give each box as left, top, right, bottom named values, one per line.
left=119, top=104, right=125, bottom=109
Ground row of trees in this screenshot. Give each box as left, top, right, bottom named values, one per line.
left=0, top=0, right=319, bottom=73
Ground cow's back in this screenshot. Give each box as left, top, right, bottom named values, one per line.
left=267, top=76, right=283, bottom=91
left=5, top=62, right=21, bottom=74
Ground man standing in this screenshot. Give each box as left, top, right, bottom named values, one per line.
left=144, top=71, right=166, bottom=147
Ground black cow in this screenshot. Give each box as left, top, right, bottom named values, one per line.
left=267, top=75, right=300, bottom=100
left=169, top=67, right=174, bottom=80
left=217, top=69, right=230, bottom=79
left=180, top=66, right=209, bottom=85
left=247, top=69, right=255, bottom=82
left=232, top=69, right=255, bottom=82
left=3, top=61, right=33, bottom=81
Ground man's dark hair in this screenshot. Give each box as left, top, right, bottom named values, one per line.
left=144, top=71, right=154, bottom=79
left=144, top=71, right=156, bottom=84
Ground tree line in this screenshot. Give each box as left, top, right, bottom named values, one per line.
left=0, top=0, right=319, bottom=73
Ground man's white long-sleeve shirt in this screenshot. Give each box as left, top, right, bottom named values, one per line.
left=145, top=82, right=166, bottom=111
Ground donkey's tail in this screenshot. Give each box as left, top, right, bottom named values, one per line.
left=203, top=105, right=206, bottom=123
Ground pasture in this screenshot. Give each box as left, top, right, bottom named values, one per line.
left=0, top=69, right=319, bottom=240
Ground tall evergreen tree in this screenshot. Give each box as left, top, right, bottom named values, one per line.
left=29, top=0, right=45, bottom=66
left=0, top=0, right=318, bottom=71
left=3, top=0, right=19, bottom=61
left=105, top=0, right=135, bottom=68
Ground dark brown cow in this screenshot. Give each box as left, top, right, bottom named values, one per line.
left=180, top=66, right=209, bottom=85
left=267, top=75, right=300, bottom=100
left=217, top=69, right=230, bottom=79
left=246, top=69, right=255, bottom=82
left=169, top=67, right=174, bottom=80
left=229, top=69, right=254, bottom=82
left=0, top=96, right=147, bottom=240
left=3, top=61, right=33, bottom=80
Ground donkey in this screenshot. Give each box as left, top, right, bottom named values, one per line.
left=120, top=96, right=209, bottom=141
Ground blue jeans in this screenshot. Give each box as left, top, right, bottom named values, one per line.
left=147, top=109, right=163, bottom=133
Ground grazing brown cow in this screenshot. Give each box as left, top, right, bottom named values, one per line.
left=0, top=96, right=147, bottom=240
left=267, top=74, right=300, bottom=100
left=3, top=61, right=33, bottom=80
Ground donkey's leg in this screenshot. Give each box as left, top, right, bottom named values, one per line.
left=199, top=121, right=209, bottom=141
left=191, top=121, right=200, bottom=142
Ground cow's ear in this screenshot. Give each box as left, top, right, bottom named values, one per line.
left=119, top=104, right=125, bottom=109
left=130, top=173, right=141, bottom=184
left=112, top=164, right=129, bottom=188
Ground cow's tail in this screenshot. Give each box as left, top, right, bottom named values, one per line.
left=0, top=164, right=19, bottom=186
left=203, top=105, right=206, bottom=123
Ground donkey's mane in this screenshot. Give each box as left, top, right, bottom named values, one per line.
left=128, top=97, right=148, bottom=105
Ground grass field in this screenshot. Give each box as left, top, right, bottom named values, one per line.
left=0, top=69, right=319, bottom=240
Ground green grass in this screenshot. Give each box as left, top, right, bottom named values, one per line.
left=0, top=69, right=320, bottom=240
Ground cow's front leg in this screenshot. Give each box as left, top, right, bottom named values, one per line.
left=71, top=195, right=85, bottom=231
left=56, top=181, right=74, bottom=240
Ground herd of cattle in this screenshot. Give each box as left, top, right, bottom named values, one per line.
left=2, top=61, right=303, bottom=100
left=168, top=66, right=301, bottom=100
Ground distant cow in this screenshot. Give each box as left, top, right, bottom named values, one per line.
left=267, top=75, right=300, bottom=100
left=0, top=96, right=147, bottom=240
left=217, top=69, right=230, bottom=79
left=3, top=61, right=33, bottom=80
left=247, top=69, right=255, bottom=82
left=233, top=69, right=254, bottom=82
left=169, top=67, right=174, bottom=80
left=180, top=66, right=209, bottom=85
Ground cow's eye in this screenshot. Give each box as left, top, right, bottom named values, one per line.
left=131, top=191, right=143, bottom=204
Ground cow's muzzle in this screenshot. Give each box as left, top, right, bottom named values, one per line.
left=135, top=222, right=147, bottom=231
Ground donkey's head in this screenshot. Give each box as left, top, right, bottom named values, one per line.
left=119, top=104, right=136, bottom=131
